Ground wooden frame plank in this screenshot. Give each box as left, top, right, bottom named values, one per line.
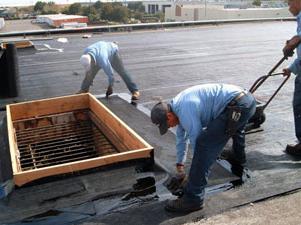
left=9, top=94, right=90, bottom=121
left=89, top=111, right=127, bottom=152
left=13, top=148, right=152, bottom=186
left=6, top=93, right=153, bottom=186
left=6, top=105, right=20, bottom=174
left=88, top=94, right=153, bottom=150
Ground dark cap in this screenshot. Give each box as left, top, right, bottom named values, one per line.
left=151, top=102, right=169, bottom=135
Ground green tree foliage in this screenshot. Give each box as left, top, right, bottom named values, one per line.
left=111, top=5, right=129, bottom=23
left=47, top=1, right=55, bottom=6
left=101, top=3, right=114, bottom=20
left=131, top=11, right=143, bottom=20
left=101, top=3, right=129, bottom=23
left=34, top=1, right=47, bottom=12
left=94, top=1, right=103, bottom=10
left=40, top=1, right=150, bottom=24
left=33, top=1, right=59, bottom=14
left=154, top=12, right=164, bottom=22
left=88, top=7, right=101, bottom=22
left=128, top=2, right=145, bottom=12
left=68, top=3, right=82, bottom=15
left=252, top=0, right=261, bottom=6
left=41, top=2, right=59, bottom=14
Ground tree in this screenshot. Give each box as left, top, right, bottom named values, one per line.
left=252, top=0, right=261, bottom=6
left=34, top=1, right=47, bottom=12
left=94, top=1, right=103, bottom=10
left=154, top=12, right=164, bottom=22
left=101, top=3, right=114, bottom=21
left=88, top=7, right=101, bottom=23
left=68, top=3, right=82, bottom=15
left=128, top=2, right=145, bottom=12
left=41, top=2, right=60, bottom=14
left=47, top=1, right=55, bottom=6
left=111, top=5, right=129, bottom=23
left=132, top=11, right=144, bottom=21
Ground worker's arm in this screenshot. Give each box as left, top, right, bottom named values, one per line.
left=285, top=32, right=301, bottom=75
left=176, top=124, right=188, bottom=164
left=287, top=57, right=301, bottom=75
left=176, top=113, right=202, bottom=164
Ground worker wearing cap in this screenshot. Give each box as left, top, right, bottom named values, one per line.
left=282, top=0, right=301, bottom=155
left=151, top=84, right=256, bottom=213
left=78, top=41, right=140, bottom=100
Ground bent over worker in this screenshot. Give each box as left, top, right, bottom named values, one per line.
left=151, top=84, right=256, bottom=213
left=78, top=41, right=140, bottom=100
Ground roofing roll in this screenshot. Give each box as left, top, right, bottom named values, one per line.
left=5, top=43, right=20, bottom=98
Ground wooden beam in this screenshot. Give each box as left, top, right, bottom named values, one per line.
left=13, top=149, right=152, bottom=186
left=6, top=105, right=21, bottom=173
left=9, top=94, right=90, bottom=121
left=88, top=94, right=153, bottom=150
left=1, top=40, right=33, bottom=49
left=89, top=111, right=127, bottom=152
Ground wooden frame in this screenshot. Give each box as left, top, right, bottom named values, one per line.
left=1, top=40, right=33, bottom=50
left=6, top=93, right=153, bottom=186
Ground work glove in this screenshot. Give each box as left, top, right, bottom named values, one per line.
left=283, top=35, right=301, bottom=58
left=105, top=85, right=113, bottom=98
left=164, top=164, right=187, bottom=197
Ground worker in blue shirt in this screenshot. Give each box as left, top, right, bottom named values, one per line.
left=282, top=0, right=301, bottom=155
left=151, top=84, right=256, bottom=212
left=78, top=41, right=140, bottom=100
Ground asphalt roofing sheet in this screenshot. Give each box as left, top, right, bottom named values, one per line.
left=1, top=21, right=301, bottom=224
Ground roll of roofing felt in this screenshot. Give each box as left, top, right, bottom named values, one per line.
left=0, top=116, right=13, bottom=183
left=5, top=43, right=20, bottom=98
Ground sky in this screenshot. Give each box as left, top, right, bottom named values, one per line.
left=0, top=0, right=97, bottom=7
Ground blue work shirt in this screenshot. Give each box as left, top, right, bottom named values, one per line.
left=170, top=84, right=244, bottom=164
left=289, top=11, right=301, bottom=76
left=84, top=41, right=118, bottom=86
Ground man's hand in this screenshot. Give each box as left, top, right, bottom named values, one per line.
left=283, top=68, right=291, bottom=77
left=106, top=85, right=113, bottom=98
left=283, top=36, right=301, bottom=57
left=164, top=164, right=187, bottom=196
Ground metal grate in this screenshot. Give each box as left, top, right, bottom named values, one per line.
left=15, top=117, right=118, bottom=171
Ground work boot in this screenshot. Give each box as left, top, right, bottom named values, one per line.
left=165, top=197, right=203, bottom=213
left=131, top=91, right=140, bottom=100
left=286, top=143, right=301, bottom=156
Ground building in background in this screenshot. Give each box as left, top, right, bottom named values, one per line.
left=142, top=1, right=172, bottom=14
left=165, top=2, right=290, bottom=21
left=34, top=14, right=88, bottom=28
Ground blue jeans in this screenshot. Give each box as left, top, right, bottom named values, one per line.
left=293, top=74, right=301, bottom=141
left=183, top=92, right=256, bottom=202
left=81, top=51, right=138, bottom=93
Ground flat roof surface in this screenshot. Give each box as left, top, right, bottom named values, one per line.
left=1, top=21, right=301, bottom=224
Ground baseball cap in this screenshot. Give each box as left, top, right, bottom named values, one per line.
left=80, top=54, right=91, bottom=72
left=151, top=102, right=169, bottom=135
